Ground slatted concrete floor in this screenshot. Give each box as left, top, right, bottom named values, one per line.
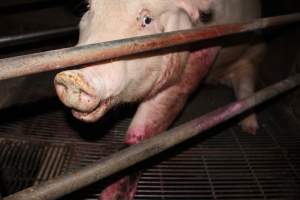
left=0, top=85, right=299, bottom=200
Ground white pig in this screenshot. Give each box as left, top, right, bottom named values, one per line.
left=54, top=0, right=266, bottom=199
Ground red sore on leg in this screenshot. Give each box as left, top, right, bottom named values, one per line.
left=125, top=127, right=148, bottom=145
left=125, top=124, right=161, bottom=145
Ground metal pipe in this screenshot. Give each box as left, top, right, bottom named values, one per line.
left=4, top=74, right=300, bottom=200
left=0, top=0, right=60, bottom=8
left=0, top=0, right=63, bottom=16
left=0, top=27, right=78, bottom=48
left=0, top=13, right=299, bottom=81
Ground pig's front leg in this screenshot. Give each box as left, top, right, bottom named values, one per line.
left=126, top=48, right=220, bottom=144
left=99, top=48, right=220, bottom=200
left=125, top=86, right=189, bottom=144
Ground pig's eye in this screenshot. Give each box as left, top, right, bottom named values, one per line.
left=142, top=16, right=153, bottom=27
left=138, top=9, right=153, bottom=28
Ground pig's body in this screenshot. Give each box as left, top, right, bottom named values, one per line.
left=54, top=0, right=265, bottom=199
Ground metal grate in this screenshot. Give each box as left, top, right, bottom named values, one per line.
left=0, top=86, right=299, bottom=199
left=0, top=139, right=72, bottom=196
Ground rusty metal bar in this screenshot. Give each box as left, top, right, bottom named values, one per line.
left=0, top=13, right=299, bottom=81
left=4, top=73, right=300, bottom=200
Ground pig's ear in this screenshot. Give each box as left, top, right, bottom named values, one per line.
left=175, top=0, right=200, bottom=23
left=161, top=5, right=194, bottom=32
left=175, top=0, right=213, bottom=23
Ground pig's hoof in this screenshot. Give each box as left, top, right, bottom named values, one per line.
left=240, top=114, right=259, bottom=135
left=99, top=173, right=140, bottom=200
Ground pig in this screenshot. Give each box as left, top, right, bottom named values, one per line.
left=54, top=0, right=266, bottom=199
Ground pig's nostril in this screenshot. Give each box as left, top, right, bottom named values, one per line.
left=78, top=88, right=96, bottom=106
left=54, top=71, right=100, bottom=112
left=55, top=80, right=81, bottom=109
left=55, top=82, right=67, bottom=97
left=55, top=83, right=68, bottom=102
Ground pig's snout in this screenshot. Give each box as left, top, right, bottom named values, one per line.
left=54, top=71, right=100, bottom=113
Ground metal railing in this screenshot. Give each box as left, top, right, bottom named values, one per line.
left=0, top=27, right=77, bottom=48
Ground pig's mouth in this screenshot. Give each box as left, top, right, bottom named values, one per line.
left=71, top=97, right=115, bottom=122
left=54, top=71, right=117, bottom=123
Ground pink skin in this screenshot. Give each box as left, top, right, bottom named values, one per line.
left=54, top=0, right=262, bottom=199
left=100, top=173, right=141, bottom=200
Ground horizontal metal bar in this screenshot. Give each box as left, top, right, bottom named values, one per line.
left=0, top=13, right=299, bottom=81
left=0, top=0, right=63, bottom=16
left=4, top=73, right=300, bottom=200
left=0, top=27, right=78, bottom=48
left=0, top=0, right=58, bottom=8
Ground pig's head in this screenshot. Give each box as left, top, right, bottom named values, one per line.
left=55, top=0, right=213, bottom=122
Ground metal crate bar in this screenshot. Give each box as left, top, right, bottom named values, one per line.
left=4, top=73, right=300, bottom=200
left=0, top=13, right=299, bottom=81
left=0, top=0, right=63, bottom=15
left=0, top=27, right=77, bottom=48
